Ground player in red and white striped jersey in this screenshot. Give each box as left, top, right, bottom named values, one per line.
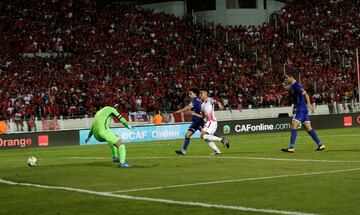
left=192, top=89, right=230, bottom=155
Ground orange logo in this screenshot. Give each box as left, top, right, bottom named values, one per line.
left=38, top=135, right=49, bottom=146
left=0, top=138, right=32, bottom=148
left=343, top=116, right=352, bottom=127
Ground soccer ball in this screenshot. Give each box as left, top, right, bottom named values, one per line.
left=27, top=156, right=37, bottom=167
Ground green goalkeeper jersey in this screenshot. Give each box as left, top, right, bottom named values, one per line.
left=90, top=106, right=129, bottom=135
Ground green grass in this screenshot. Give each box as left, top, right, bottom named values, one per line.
left=1, top=127, right=360, bottom=215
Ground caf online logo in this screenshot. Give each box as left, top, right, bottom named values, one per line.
left=223, top=125, right=231, bottom=134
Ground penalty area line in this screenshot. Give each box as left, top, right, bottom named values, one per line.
left=110, top=167, right=360, bottom=193
left=187, top=156, right=360, bottom=163
left=62, top=156, right=360, bottom=163
left=0, top=178, right=317, bottom=215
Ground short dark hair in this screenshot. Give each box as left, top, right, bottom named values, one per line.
left=200, top=89, right=209, bottom=94
left=285, top=71, right=296, bottom=78
left=188, top=87, right=200, bottom=96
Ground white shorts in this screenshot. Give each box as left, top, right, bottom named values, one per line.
left=202, top=120, right=217, bottom=135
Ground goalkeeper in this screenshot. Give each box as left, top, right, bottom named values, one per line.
left=85, top=106, right=132, bottom=168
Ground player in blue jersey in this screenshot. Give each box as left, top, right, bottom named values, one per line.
left=282, top=72, right=326, bottom=153
left=173, top=87, right=205, bottom=155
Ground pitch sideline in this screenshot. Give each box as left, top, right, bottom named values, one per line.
left=0, top=178, right=317, bottom=215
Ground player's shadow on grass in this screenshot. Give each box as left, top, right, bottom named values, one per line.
left=130, top=163, right=159, bottom=168
left=81, top=162, right=159, bottom=168
left=85, top=161, right=116, bottom=167
left=81, top=161, right=160, bottom=168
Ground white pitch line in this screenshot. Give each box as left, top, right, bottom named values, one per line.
left=62, top=156, right=177, bottom=160
left=62, top=156, right=360, bottom=163
left=186, top=156, right=360, bottom=163
left=242, top=133, right=360, bottom=139
left=0, top=178, right=317, bottom=215
left=110, top=167, right=360, bottom=194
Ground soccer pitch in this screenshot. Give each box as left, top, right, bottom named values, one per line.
left=1, top=127, right=359, bottom=215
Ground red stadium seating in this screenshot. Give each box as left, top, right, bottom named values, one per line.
left=0, top=0, right=359, bottom=118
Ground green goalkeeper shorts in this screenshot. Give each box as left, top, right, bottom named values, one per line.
left=94, top=129, right=119, bottom=146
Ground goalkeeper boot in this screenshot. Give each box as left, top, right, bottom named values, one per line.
left=113, top=157, right=120, bottom=163
left=120, top=162, right=131, bottom=168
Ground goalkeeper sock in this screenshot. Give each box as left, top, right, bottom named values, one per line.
left=203, top=134, right=222, bottom=142
left=118, top=144, right=126, bottom=164
left=290, top=129, right=297, bottom=148
left=111, top=145, right=119, bottom=158
left=183, top=138, right=190, bottom=151
left=307, top=130, right=321, bottom=145
left=206, top=140, right=221, bottom=153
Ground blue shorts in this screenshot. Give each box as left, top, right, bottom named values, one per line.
left=292, top=111, right=310, bottom=124
left=188, top=121, right=205, bottom=133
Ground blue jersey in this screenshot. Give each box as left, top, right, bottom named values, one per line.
left=190, top=97, right=204, bottom=123
left=290, top=81, right=308, bottom=113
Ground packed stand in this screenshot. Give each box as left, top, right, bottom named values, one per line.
left=0, top=0, right=359, bottom=121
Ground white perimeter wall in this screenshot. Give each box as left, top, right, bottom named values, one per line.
left=140, top=1, right=186, bottom=17
left=7, top=105, right=335, bottom=133
left=196, top=0, right=284, bottom=26
left=138, top=0, right=284, bottom=26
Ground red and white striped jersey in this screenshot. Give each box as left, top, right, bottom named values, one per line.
left=201, top=97, right=217, bottom=121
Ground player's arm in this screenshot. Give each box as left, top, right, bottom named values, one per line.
left=214, top=99, right=224, bottom=110
left=296, top=85, right=312, bottom=112
left=191, top=111, right=204, bottom=118
left=111, top=107, right=132, bottom=129
left=173, top=105, right=192, bottom=114
left=117, top=114, right=132, bottom=130
left=85, top=127, right=93, bottom=144
left=291, top=104, right=296, bottom=114
left=304, top=91, right=313, bottom=112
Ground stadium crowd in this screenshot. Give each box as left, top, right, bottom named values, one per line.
left=0, top=0, right=359, bottom=119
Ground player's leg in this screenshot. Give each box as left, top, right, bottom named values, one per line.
left=201, top=121, right=230, bottom=148
left=282, top=117, right=300, bottom=153
left=206, top=140, right=221, bottom=155
left=201, top=121, right=221, bottom=141
left=175, top=122, right=196, bottom=155
left=114, top=140, right=129, bottom=167
left=303, top=121, right=325, bottom=151
left=201, top=122, right=222, bottom=154
left=95, top=132, right=119, bottom=162
left=201, top=129, right=221, bottom=154
left=175, top=129, right=194, bottom=155
left=102, top=129, right=129, bottom=167
left=111, top=145, right=120, bottom=162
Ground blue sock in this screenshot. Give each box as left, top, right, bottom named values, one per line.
left=290, top=129, right=297, bottom=148
left=307, top=130, right=321, bottom=145
left=183, top=138, right=190, bottom=151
